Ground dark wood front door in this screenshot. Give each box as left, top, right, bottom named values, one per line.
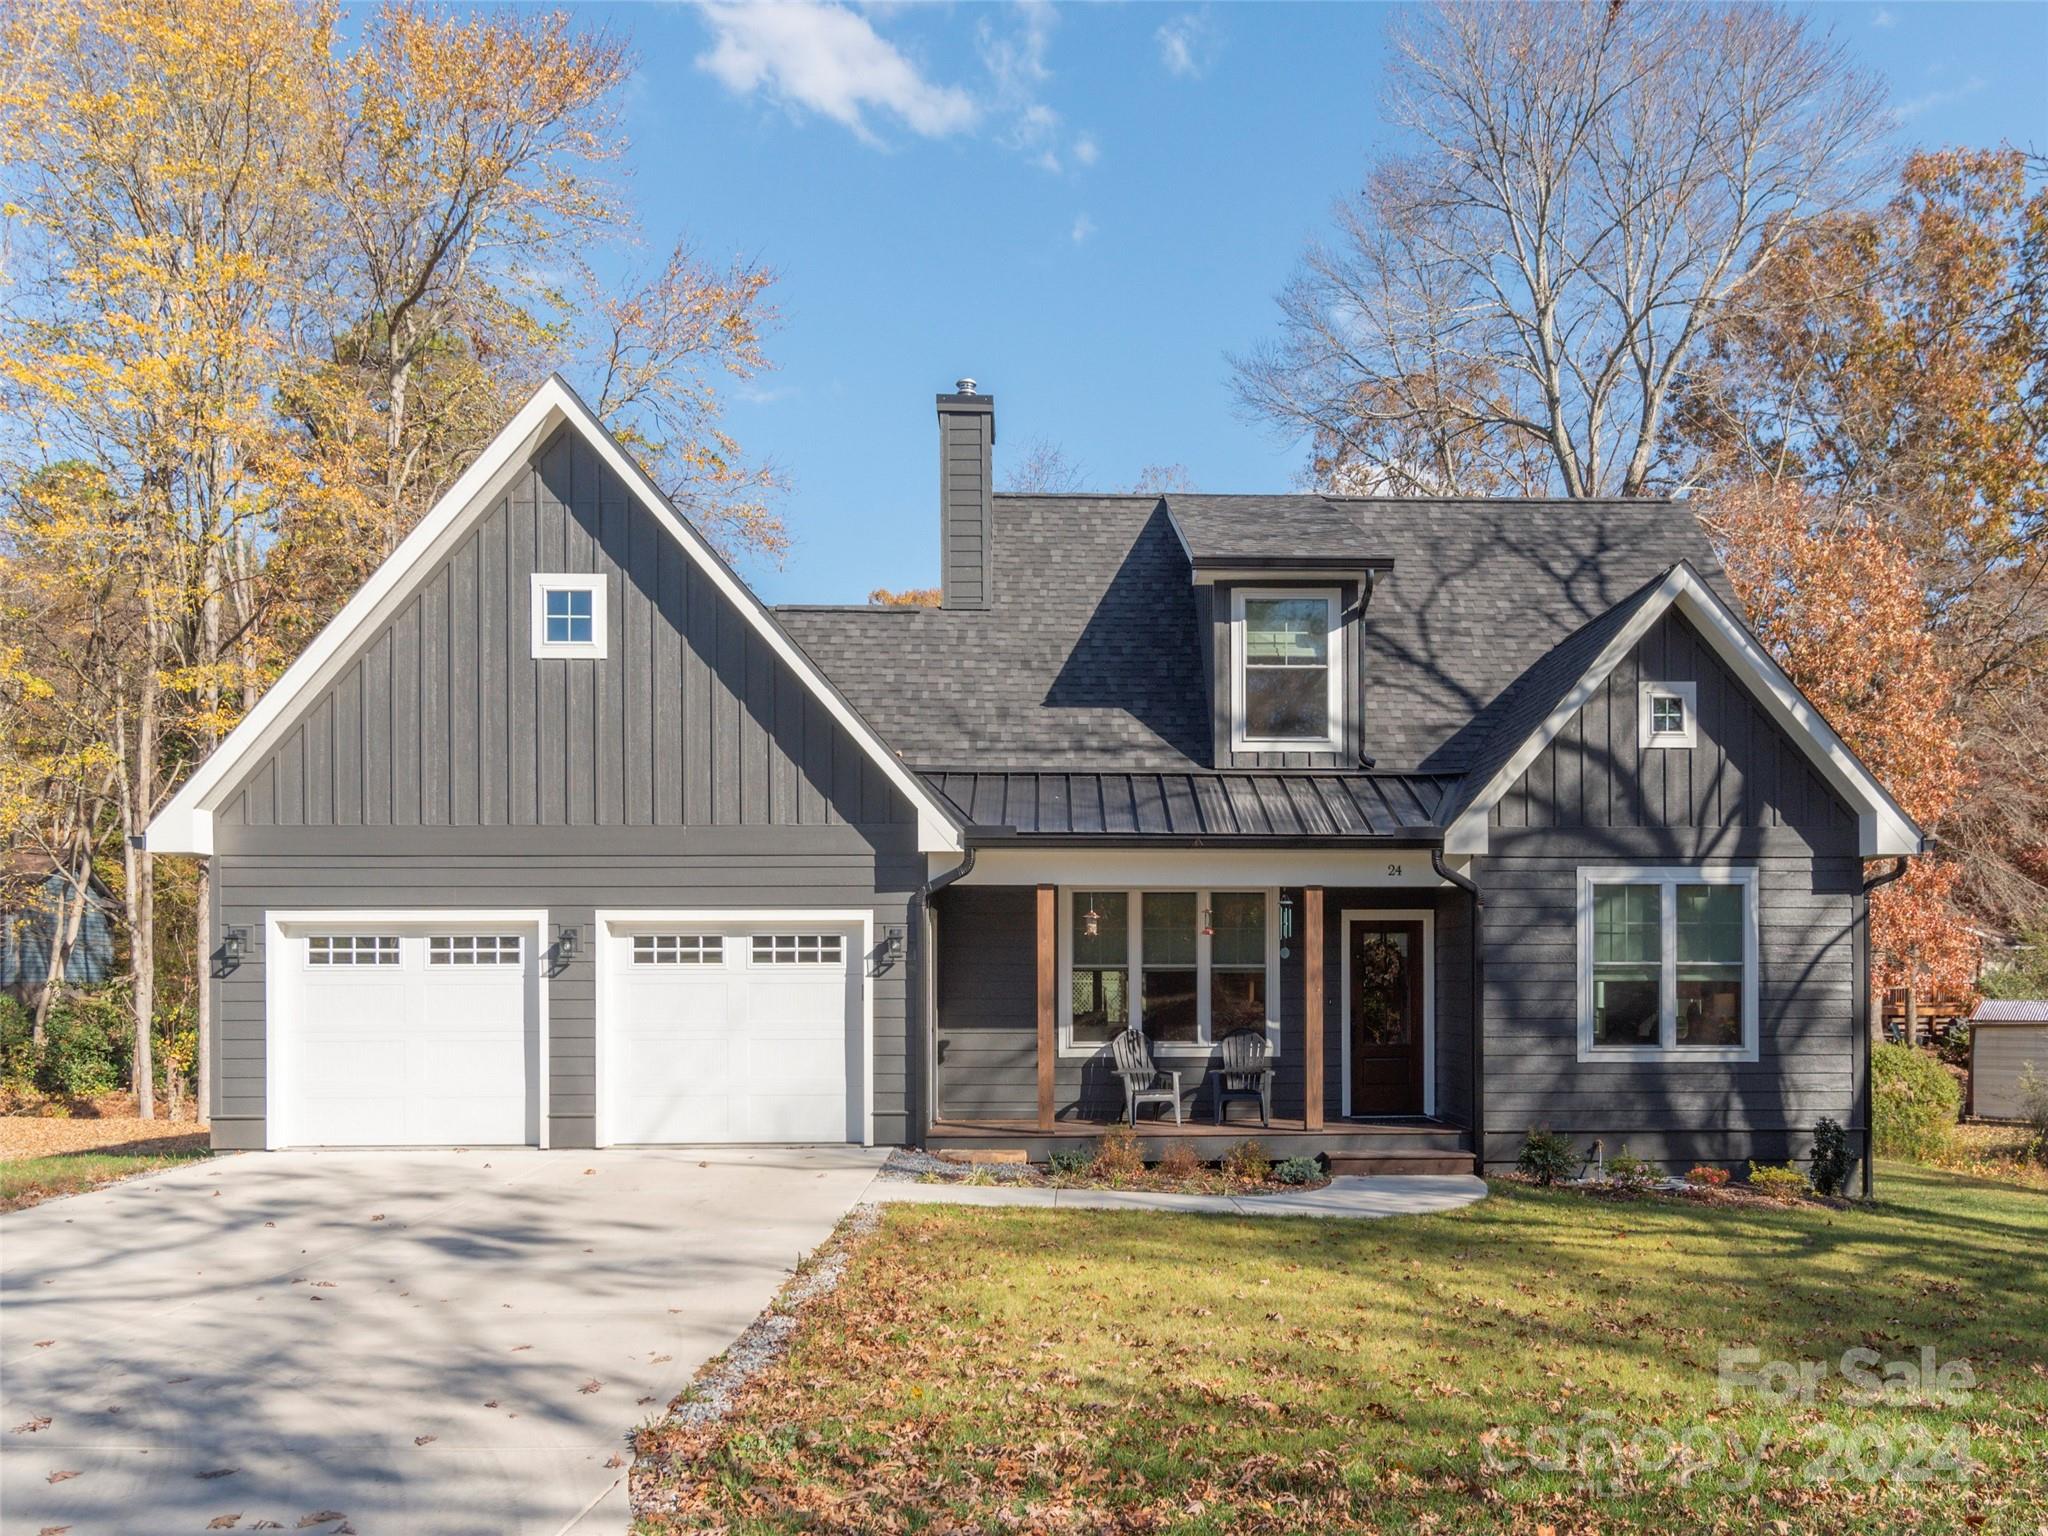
left=1348, top=920, right=1426, bottom=1116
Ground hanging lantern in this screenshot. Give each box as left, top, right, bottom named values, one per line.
left=1278, top=891, right=1295, bottom=941
left=1082, top=902, right=1100, bottom=939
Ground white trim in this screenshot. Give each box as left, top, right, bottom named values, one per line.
left=529, top=572, right=609, bottom=659
left=952, top=848, right=1445, bottom=889
left=1339, top=908, right=1436, bottom=1118
left=1230, top=586, right=1345, bottom=753
left=1191, top=567, right=1383, bottom=586
left=1055, top=886, right=1282, bottom=1059
left=1637, top=679, right=1697, bottom=750
left=592, top=907, right=875, bottom=1148
left=1574, top=865, right=1760, bottom=1064
left=263, top=909, right=551, bottom=1151
left=1442, top=564, right=1923, bottom=858
left=144, top=375, right=963, bottom=855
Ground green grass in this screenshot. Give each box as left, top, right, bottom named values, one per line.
left=635, top=1164, right=2048, bottom=1534
left=0, top=1148, right=211, bottom=1210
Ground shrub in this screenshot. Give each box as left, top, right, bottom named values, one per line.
left=1274, top=1155, right=1322, bottom=1186
left=1685, top=1165, right=1731, bottom=1187
left=1516, top=1127, right=1579, bottom=1186
left=1873, top=1043, right=1961, bottom=1161
left=1222, top=1138, right=1272, bottom=1184
left=1091, top=1124, right=1145, bottom=1185
left=1810, top=1117, right=1852, bottom=1196
left=0, top=996, right=36, bottom=1093
left=1604, top=1148, right=1659, bottom=1192
left=2016, top=1064, right=2048, bottom=1165
left=1045, top=1146, right=1091, bottom=1179
left=1748, top=1162, right=1810, bottom=1201
left=1154, top=1140, right=1204, bottom=1184
left=40, top=989, right=128, bottom=1097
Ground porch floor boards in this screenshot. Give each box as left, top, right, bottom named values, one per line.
left=926, top=1116, right=1475, bottom=1173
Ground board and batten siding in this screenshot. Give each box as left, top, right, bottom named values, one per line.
left=206, top=424, right=922, bottom=1150
left=1478, top=608, right=1865, bottom=1175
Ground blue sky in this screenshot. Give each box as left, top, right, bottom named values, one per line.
left=573, top=1, right=2048, bottom=603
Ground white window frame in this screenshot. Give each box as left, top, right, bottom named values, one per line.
left=1057, top=887, right=1282, bottom=1057
left=1638, top=680, right=1698, bottom=749
left=1230, top=587, right=1344, bottom=753
left=1576, top=865, right=1759, bottom=1063
left=530, top=573, right=608, bottom=659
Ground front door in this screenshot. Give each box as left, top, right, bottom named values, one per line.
left=1348, top=920, right=1426, bottom=1116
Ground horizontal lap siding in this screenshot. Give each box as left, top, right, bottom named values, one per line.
left=1477, top=601, right=1864, bottom=1173
left=210, top=837, right=921, bottom=1150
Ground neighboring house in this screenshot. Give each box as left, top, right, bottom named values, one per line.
left=1966, top=1000, right=2048, bottom=1121
left=1, top=856, right=117, bottom=1001
left=146, top=376, right=1921, bottom=1190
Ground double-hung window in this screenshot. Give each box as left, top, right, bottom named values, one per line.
left=1232, top=589, right=1342, bottom=751
left=1577, top=867, right=1758, bottom=1062
left=1064, top=889, right=1276, bottom=1053
left=530, top=573, right=608, bottom=658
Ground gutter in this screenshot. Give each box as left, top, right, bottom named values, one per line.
left=910, top=845, right=978, bottom=1148
left=1857, top=857, right=1910, bottom=1199
left=1433, top=849, right=1485, bottom=1173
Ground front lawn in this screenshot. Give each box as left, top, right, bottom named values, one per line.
left=0, top=1113, right=212, bottom=1210
left=635, top=1164, right=2047, bottom=1534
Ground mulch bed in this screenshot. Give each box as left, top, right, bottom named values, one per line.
left=0, top=1104, right=210, bottom=1161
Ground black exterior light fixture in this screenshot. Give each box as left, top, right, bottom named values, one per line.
left=555, top=924, right=580, bottom=963
left=222, top=927, right=247, bottom=965
left=883, top=924, right=906, bottom=962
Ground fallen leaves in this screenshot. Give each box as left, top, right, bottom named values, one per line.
left=13, top=1415, right=52, bottom=1434
left=413, top=1435, right=436, bottom=1446
left=46, top=1470, right=79, bottom=1484
left=294, top=1513, right=345, bottom=1529
left=196, top=1468, right=238, bottom=1480
left=207, top=1517, right=241, bottom=1530
left=579, top=1379, right=602, bottom=1394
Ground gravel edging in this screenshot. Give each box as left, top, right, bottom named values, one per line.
left=630, top=1200, right=884, bottom=1522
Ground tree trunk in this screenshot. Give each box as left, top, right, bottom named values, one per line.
left=130, top=660, right=157, bottom=1121
left=196, top=858, right=211, bottom=1126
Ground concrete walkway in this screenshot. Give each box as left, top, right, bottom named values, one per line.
left=870, top=1172, right=1488, bottom=1218
left=1, top=1146, right=887, bottom=1536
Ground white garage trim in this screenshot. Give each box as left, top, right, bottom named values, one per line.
left=593, top=909, right=875, bottom=1149
left=264, top=910, right=551, bottom=1151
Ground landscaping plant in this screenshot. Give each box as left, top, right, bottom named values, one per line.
left=1748, top=1162, right=1811, bottom=1201
left=1045, top=1146, right=1091, bottom=1179
left=1685, top=1165, right=1731, bottom=1187
left=2015, top=1064, right=2048, bottom=1164
left=1515, top=1126, right=1578, bottom=1186
left=1604, top=1148, right=1659, bottom=1192
left=1872, top=1042, right=1961, bottom=1160
left=1809, top=1116, right=1852, bottom=1196
left=1273, top=1155, right=1321, bottom=1186
left=1221, top=1138, right=1271, bottom=1184
left=1152, top=1139, right=1204, bottom=1185
left=1090, top=1124, right=1145, bottom=1186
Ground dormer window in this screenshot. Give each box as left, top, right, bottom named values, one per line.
left=530, top=574, right=608, bottom=659
left=1232, top=588, right=1342, bottom=752
left=1638, top=681, right=1697, bottom=749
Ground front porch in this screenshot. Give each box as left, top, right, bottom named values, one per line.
left=927, top=869, right=1480, bottom=1173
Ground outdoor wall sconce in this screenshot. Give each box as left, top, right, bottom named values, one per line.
left=555, top=924, right=580, bottom=962
left=882, top=924, right=905, bottom=962
left=222, top=927, right=247, bottom=965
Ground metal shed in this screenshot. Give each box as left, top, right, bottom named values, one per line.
left=1967, top=999, right=2048, bottom=1121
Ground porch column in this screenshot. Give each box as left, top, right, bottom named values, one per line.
left=1303, top=886, right=1325, bottom=1129
left=1036, top=884, right=1056, bottom=1130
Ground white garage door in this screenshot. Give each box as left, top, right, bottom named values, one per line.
left=605, top=924, right=856, bottom=1144
left=282, top=924, right=537, bottom=1146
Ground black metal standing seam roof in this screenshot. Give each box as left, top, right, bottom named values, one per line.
left=920, top=771, right=1460, bottom=839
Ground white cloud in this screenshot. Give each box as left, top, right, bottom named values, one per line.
left=695, top=2, right=977, bottom=142
left=1871, top=7, right=1896, bottom=28
left=1071, top=213, right=1095, bottom=244
left=1897, top=74, right=1986, bottom=120
left=1072, top=134, right=1099, bottom=167
left=980, top=1, right=1067, bottom=169
left=1156, top=12, right=1215, bottom=80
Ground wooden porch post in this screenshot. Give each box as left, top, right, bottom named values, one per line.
left=1036, top=884, right=1056, bottom=1130
left=1303, top=886, right=1325, bottom=1130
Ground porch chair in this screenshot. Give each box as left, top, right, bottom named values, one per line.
left=1111, top=1028, right=1183, bottom=1126
left=1211, top=1029, right=1274, bottom=1127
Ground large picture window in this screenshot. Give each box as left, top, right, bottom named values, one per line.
left=1232, top=589, right=1341, bottom=750
left=1577, top=867, right=1758, bottom=1062
left=1062, top=889, right=1277, bottom=1053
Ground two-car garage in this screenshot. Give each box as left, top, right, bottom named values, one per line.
left=268, top=911, right=866, bottom=1149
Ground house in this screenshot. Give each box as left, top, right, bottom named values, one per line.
left=2, top=855, right=117, bottom=1001
left=1966, top=999, right=2048, bottom=1121
left=145, top=376, right=1922, bottom=1188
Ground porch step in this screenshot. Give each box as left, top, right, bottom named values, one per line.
left=1325, top=1150, right=1479, bottom=1177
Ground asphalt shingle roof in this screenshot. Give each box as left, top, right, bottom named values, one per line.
left=777, top=492, right=1730, bottom=777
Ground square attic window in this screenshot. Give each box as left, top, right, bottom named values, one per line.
left=530, top=574, right=607, bottom=659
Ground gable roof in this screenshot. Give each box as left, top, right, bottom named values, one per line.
left=145, top=377, right=965, bottom=855
left=1439, top=562, right=1923, bottom=858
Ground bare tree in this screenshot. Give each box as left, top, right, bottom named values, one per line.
left=1233, top=1, right=1891, bottom=498
left=1001, top=437, right=1086, bottom=494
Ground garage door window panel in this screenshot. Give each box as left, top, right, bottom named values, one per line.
left=429, top=935, right=523, bottom=966
left=634, top=934, right=724, bottom=965
left=751, top=934, right=844, bottom=966
left=307, top=935, right=400, bottom=967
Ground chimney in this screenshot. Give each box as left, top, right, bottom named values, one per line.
left=937, top=378, right=995, bottom=610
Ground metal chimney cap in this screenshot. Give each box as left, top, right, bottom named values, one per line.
left=954, top=377, right=977, bottom=396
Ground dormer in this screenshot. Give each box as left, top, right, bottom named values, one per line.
left=1163, top=498, right=1392, bottom=770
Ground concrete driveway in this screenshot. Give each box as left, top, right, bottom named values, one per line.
left=1, top=1146, right=886, bottom=1535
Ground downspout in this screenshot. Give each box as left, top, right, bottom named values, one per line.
left=1858, top=857, right=1909, bottom=1199
left=1433, top=848, right=1484, bottom=1174
left=910, top=844, right=977, bottom=1148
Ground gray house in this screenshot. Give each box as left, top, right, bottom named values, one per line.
left=147, top=376, right=1921, bottom=1188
